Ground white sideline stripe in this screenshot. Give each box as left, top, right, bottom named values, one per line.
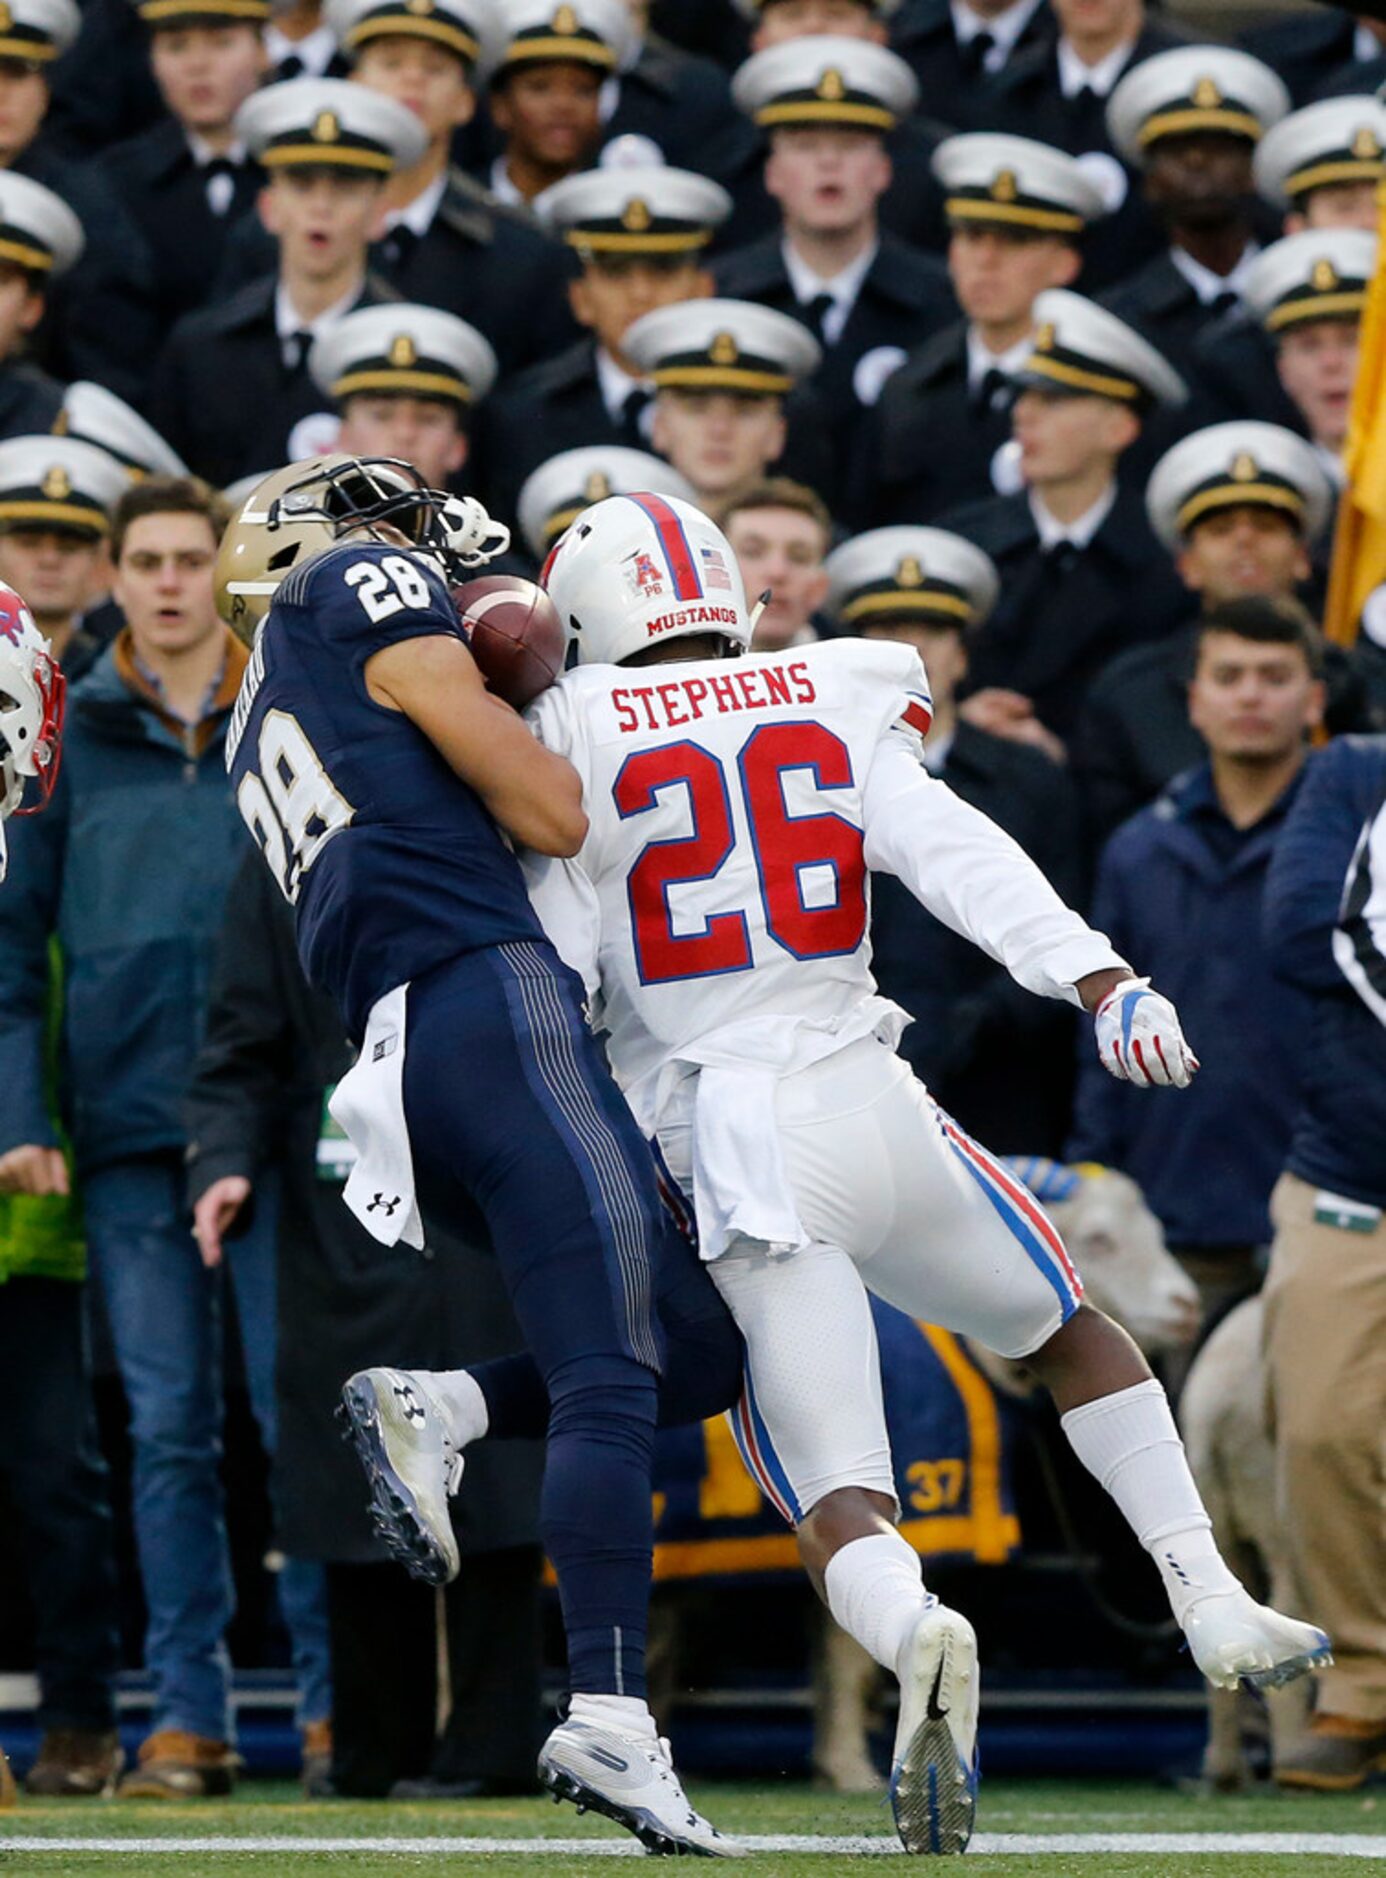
left=2, top=1835, right=1386, bottom=1858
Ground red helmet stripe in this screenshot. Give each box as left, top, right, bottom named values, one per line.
left=625, top=493, right=702, bottom=601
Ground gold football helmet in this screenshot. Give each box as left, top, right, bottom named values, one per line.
left=215, top=458, right=345, bottom=644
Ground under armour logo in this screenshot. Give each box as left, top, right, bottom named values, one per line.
left=367, top=1193, right=401, bottom=1216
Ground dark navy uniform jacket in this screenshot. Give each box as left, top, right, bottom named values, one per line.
left=986, top=21, right=1191, bottom=293
left=943, top=483, right=1188, bottom=740
left=712, top=230, right=956, bottom=452
left=891, top=0, right=1056, bottom=128
left=1068, top=760, right=1314, bottom=1248
left=148, top=273, right=399, bottom=488
left=1265, top=734, right=1386, bottom=1210
left=847, top=320, right=1012, bottom=530
left=226, top=540, right=542, bottom=1040
left=104, top=120, right=265, bottom=327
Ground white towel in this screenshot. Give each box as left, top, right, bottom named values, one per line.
left=690, top=1063, right=805, bottom=1262
left=329, top=983, right=425, bottom=1250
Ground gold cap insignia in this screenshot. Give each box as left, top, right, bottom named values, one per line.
left=1353, top=125, right=1382, bottom=160
left=583, top=468, right=612, bottom=502
left=0, top=6, right=14, bottom=32
left=1312, top=256, right=1340, bottom=292
left=42, top=464, right=71, bottom=500
left=1192, top=76, right=1222, bottom=110
left=1231, top=452, right=1258, bottom=482
left=897, top=555, right=924, bottom=588
left=622, top=197, right=652, bottom=233
left=710, top=330, right=739, bottom=366
left=1034, top=320, right=1056, bottom=352
left=311, top=109, right=340, bottom=143
left=552, top=3, right=577, bottom=33
left=388, top=332, right=418, bottom=368
left=991, top=168, right=1018, bottom=203
left=816, top=66, right=846, bottom=102
left=405, top=0, right=435, bottom=14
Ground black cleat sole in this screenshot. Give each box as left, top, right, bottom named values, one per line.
left=336, top=1379, right=454, bottom=1587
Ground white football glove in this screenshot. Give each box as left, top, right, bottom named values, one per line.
left=1093, top=977, right=1198, bottom=1089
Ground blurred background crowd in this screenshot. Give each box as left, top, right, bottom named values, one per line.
left=0, top=0, right=1384, bottom=1813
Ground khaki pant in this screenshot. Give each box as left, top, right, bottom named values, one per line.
left=1263, top=1172, right=1386, bottom=1721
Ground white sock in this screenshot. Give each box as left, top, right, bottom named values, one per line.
left=823, top=1530, right=930, bottom=1679
left=1061, top=1378, right=1240, bottom=1623
left=417, top=1368, right=488, bottom=1446
left=569, top=1693, right=657, bottom=1739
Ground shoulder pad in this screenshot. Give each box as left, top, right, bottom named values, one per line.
left=803, top=638, right=934, bottom=751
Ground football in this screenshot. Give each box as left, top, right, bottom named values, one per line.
left=452, top=575, right=566, bottom=711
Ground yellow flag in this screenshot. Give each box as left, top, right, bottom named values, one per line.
left=1323, top=190, right=1386, bottom=646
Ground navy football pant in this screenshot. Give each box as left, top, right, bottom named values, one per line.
left=403, top=940, right=739, bottom=1698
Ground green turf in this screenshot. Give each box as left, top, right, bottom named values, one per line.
left=1, top=1778, right=1382, bottom=1874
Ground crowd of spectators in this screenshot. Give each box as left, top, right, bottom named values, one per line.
left=0, top=0, right=1383, bottom=1806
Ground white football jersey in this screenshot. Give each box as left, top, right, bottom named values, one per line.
left=525, top=639, right=1123, bottom=1134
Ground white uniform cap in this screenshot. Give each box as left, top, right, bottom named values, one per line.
left=0, top=170, right=82, bottom=278
left=235, top=75, right=427, bottom=173
left=536, top=165, right=731, bottom=256
left=1106, top=46, right=1289, bottom=166
left=1254, top=95, right=1386, bottom=210
left=518, top=445, right=695, bottom=557
left=0, top=435, right=132, bottom=536
left=0, top=0, right=79, bottom=61
left=326, top=0, right=498, bottom=66
left=1022, top=288, right=1187, bottom=409
left=1146, top=419, right=1334, bottom=550
left=932, top=132, right=1106, bottom=235
left=624, top=297, right=822, bottom=394
left=310, top=303, right=498, bottom=405
left=56, top=382, right=188, bottom=477
left=1243, top=226, right=1377, bottom=333
left=730, top=0, right=901, bottom=18
left=824, top=525, right=1000, bottom=631
left=483, top=0, right=635, bottom=80
left=731, top=35, right=918, bottom=135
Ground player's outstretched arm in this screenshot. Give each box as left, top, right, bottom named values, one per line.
left=365, top=634, right=587, bottom=857
left=862, top=741, right=1197, bottom=1086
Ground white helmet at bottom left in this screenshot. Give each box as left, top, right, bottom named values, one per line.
left=0, top=582, right=64, bottom=881
left=542, top=491, right=752, bottom=667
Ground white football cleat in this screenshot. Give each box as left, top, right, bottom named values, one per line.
left=338, top=1367, right=463, bottom=1586
left=538, top=1717, right=745, bottom=1858
left=1183, top=1588, right=1332, bottom=1691
left=890, top=1598, right=980, bottom=1856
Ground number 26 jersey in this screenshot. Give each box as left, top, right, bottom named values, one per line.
left=523, top=638, right=936, bottom=1117
left=226, top=540, right=542, bottom=1040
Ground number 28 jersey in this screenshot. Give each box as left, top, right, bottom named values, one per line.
left=523, top=638, right=935, bottom=1120
left=226, top=541, right=542, bottom=1039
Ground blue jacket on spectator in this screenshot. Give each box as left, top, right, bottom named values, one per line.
left=0, top=635, right=248, bottom=1176
left=1263, top=733, right=1386, bottom=1210
left=1068, top=759, right=1314, bottom=1248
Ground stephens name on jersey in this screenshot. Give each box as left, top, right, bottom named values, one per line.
left=523, top=637, right=937, bottom=1127
left=227, top=539, right=543, bottom=1039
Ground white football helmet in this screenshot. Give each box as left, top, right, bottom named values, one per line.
left=542, top=492, right=752, bottom=667
left=0, top=582, right=64, bottom=883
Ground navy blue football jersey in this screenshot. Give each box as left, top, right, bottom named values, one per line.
left=226, top=539, right=544, bottom=1038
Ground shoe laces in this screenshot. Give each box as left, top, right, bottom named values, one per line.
left=442, top=1435, right=464, bottom=1498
